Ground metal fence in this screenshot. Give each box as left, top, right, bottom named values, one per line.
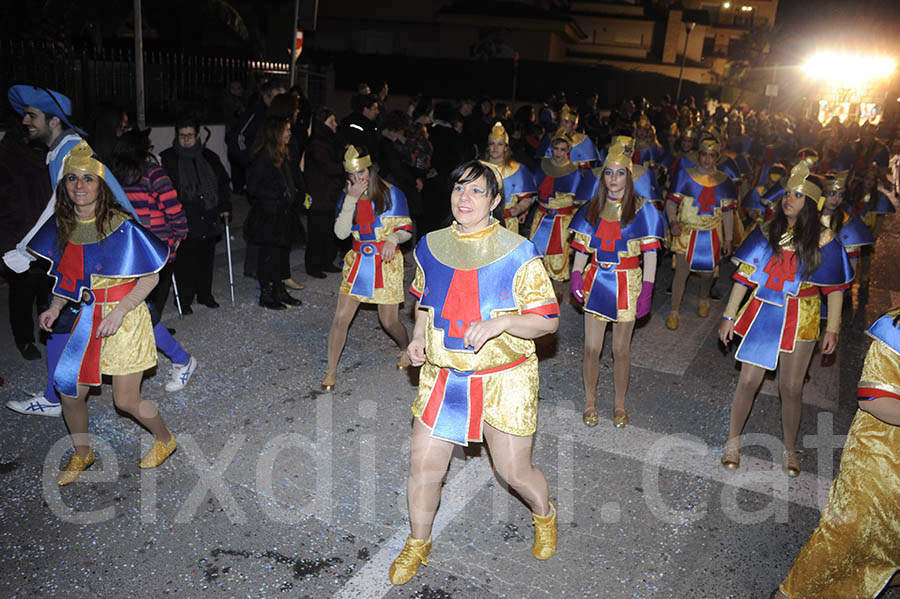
left=1, top=40, right=327, bottom=125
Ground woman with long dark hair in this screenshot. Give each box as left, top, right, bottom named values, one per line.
left=110, top=129, right=199, bottom=392
left=719, top=162, right=853, bottom=476
left=483, top=121, right=537, bottom=235
left=245, top=116, right=303, bottom=309
left=569, top=144, right=665, bottom=428
left=28, top=141, right=176, bottom=485
left=321, top=145, right=412, bottom=390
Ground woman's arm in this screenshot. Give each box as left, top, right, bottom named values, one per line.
left=718, top=282, right=749, bottom=345
left=96, top=273, right=159, bottom=338
left=821, top=290, right=843, bottom=354
left=463, top=313, right=558, bottom=352
left=407, top=304, right=429, bottom=366
left=642, top=249, right=657, bottom=284
left=858, top=398, right=900, bottom=426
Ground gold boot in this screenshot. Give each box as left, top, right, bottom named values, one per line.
left=613, top=408, right=629, bottom=428
left=397, top=350, right=411, bottom=370
left=531, top=502, right=557, bottom=560
left=388, top=535, right=431, bottom=585
left=321, top=370, right=337, bottom=391
left=139, top=434, right=177, bottom=468
left=721, top=438, right=740, bottom=470
left=697, top=301, right=710, bottom=318
left=665, top=311, right=680, bottom=330
left=783, top=448, right=800, bottom=477
left=58, top=447, right=96, bottom=486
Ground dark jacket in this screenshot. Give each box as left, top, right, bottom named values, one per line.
left=230, top=101, right=267, bottom=167
left=377, top=134, right=420, bottom=216
left=305, top=122, right=345, bottom=214
left=244, top=151, right=300, bottom=247
left=0, top=135, right=51, bottom=253
left=160, top=145, right=232, bottom=240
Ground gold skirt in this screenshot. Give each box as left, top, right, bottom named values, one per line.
left=339, top=248, right=405, bottom=305
left=780, top=409, right=900, bottom=598
left=100, top=301, right=157, bottom=376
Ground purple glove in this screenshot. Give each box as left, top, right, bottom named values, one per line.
left=635, top=281, right=654, bottom=318
left=570, top=270, right=585, bottom=303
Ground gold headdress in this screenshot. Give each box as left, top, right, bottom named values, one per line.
left=680, top=127, right=698, bottom=141
left=559, top=104, right=578, bottom=125
left=603, top=143, right=633, bottom=173
left=611, top=135, right=634, bottom=152
left=786, top=161, right=823, bottom=209
left=343, top=145, right=372, bottom=173
left=62, top=140, right=105, bottom=179
left=698, top=136, right=721, bottom=153
left=824, top=170, right=849, bottom=193
left=550, top=130, right=573, bottom=147
left=488, top=121, right=509, bottom=145
left=795, top=148, right=819, bottom=171
left=478, top=160, right=505, bottom=190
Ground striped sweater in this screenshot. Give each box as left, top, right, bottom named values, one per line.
left=124, top=158, right=189, bottom=262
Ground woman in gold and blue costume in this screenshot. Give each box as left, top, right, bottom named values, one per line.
left=389, top=160, right=559, bottom=585
left=534, top=104, right=598, bottom=168
left=774, top=309, right=900, bottom=599
left=719, top=162, right=853, bottom=476
left=483, top=121, right=537, bottom=234
left=321, top=145, right=413, bottom=390
left=820, top=170, right=874, bottom=276
left=569, top=144, right=664, bottom=429
left=28, top=141, right=176, bottom=485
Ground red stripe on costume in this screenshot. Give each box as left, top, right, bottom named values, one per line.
left=721, top=202, right=735, bottom=212
left=780, top=297, right=799, bottom=352
left=820, top=283, right=850, bottom=295
left=523, top=302, right=560, bottom=317
left=734, top=298, right=761, bottom=336
left=374, top=254, right=384, bottom=289
left=442, top=269, right=481, bottom=338
left=617, top=271, right=629, bottom=310
left=547, top=218, right=564, bottom=254
left=570, top=239, right=587, bottom=253
left=78, top=304, right=103, bottom=386
left=538, top=176, right=555, bottom=202
left=468, top=378, right=484, bottom=441
left=409, top=284, right=422, bottom=300
left=346, top=254, right=361, bottom=284
left=393, top=224, right=413, bottom=233
left=421, top=369, right=449, bottom=427
left=58, top=244, right=84, bottom=293
left=640, top=240, right=661, bottom=251
left=666, top=193, right=682, bottom=204
left=711, top=229, right=721, bottom=262
left=686, top=231, right=697, bottom=264
left=477, top=354, right=529, bottom=375
left=733, top=271, right=754, bottom=287
left=857, top=387, right=900, bottom=401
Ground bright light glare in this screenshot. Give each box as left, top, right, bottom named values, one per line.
left=723, top=1, right=731, bottom=8
left=803, top=52, right=897, bottom=87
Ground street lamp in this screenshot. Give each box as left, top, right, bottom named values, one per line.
left=675, top=22, right=696, bottom=104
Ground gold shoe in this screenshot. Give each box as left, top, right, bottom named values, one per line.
left=783, top=448, right=800, bottom=477
left=321, top=370, right=337, bottom=391
left=665, top=312, right=679, bottom=330
left=613, top=408, right=629, bottom=428
left=139, top=435, right=177, bottom=468
left=283, top=278, right=305, bottom=290
left=532, top=501, right=557, bottom=560
left=721, top=439, right=740, bottom=470
left=397, top=351, right=411, bottom=370
left=697, top=301, right=710, bottom=318
left=582, top=406, right=599, bottom=428
left=389, top=535, right=431, bottom=585
left=58, top=447, right=96, bottom=486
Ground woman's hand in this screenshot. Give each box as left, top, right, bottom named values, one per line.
left=821, top=331, right=839, bottom=355
left=463, top=317, right=508, bottom=352
left=39, top=306, right=60, bottom=332
left=407, top=335, right=427, bottom=366
left=381, top=240, right=398, bottom=262
left=346, top=175, right=367, bottom=198
left=96, top=307, right=125, bottom=338
left=719, top=319, right=735, bottom=346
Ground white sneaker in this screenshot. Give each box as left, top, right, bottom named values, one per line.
left=165, top=356, right=198, bottom=392
left=6, top=394, right=62, bottom=417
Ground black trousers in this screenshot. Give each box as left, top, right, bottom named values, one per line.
left=258, top=244, right=289, bottom=287
left=173, top=237, right=217, bottom=306
left=304, top=210, right=337, bottom=273
left=4, top=264, right=50, bottom=346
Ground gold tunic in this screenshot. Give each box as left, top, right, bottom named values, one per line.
left=410, top=222, right=557, bottom=436
left=781, top=314, right=900, bottom=598
left=71, top=216, right=157, bottom=377
left=338, top=200, right=412, bottom=305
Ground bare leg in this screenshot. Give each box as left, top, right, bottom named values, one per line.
left=483, top=422, right=550, bottom=517
left=582, top=316, right=608, bottom=414
left=778, top=341, right=816, bottom=450
left=377, top=303, right=409, bottom=349
left=671, top=253, right=691, bottom=314
left=326, top=294, right=362, bottom=373
left=407, top=419, right=454, bottom=540
left=611, top=320, right=636, bottom=414
left=60, top=384, right=91, bottom=458
left=112, top=372, right=172, bottom=442
left=727, top=363, right=767, bottom=442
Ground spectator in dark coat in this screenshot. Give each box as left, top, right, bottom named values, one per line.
left=161, top=117, right=232, bottom=313
left=304, top=107, right=345, bottom=278
left=421, top=101, right=466, bottom=237
left=338, top=93, right=380, bottom=163
left=378, top=110, right=421, bottom=224
left=0, top=117, right=52, bottom=360
left=245, top=116, right=303, bottom=309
